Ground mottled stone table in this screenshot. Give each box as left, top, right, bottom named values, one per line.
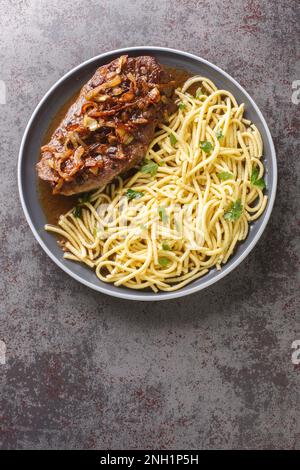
left=0, top=0, right=299, bottom=449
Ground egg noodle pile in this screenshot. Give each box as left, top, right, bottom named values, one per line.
left=45, top=76, right=267, bottom=292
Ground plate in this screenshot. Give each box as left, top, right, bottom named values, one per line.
left=18, top=47, right=277, bottom=301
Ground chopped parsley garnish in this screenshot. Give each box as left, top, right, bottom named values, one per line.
left=158, top=257, right=169, bottom=267
left=169, top=133, right=177, bottom=146
left=158, top=206, right=168, bottom=224
left=162, top=241, right=171, bottom=251
left=218, top=171, right=233, bottom=181
left=178, top=102, right=186, bottom=110
left=78, top=192, right=91, bottom=203
left=224, top=200, right=243, bottom=221
left=195, top=87, right=202, bottom=98
left=200, top=140, right=214, bottom=153
left=250, top=167, right=266, bottom=189
left=126, top=189, right=144, bottom=200
left=74, top=192, right=92, bottom=217
left=216, top=128, right=224, bottom=141
left=73, top=206, right=82, bottom=218
left=141, top=159, right=159, bottom=177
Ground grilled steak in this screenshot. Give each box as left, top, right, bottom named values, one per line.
left=37, top=55, right=175, bottom=195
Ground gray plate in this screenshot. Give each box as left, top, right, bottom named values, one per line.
left=18, top=47, right=277, bottom=301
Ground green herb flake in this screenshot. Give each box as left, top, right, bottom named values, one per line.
left=254, top=178, right=266, bottom=189
left=195, top=87, right=202, bottom=98
left=224, top=200, right=243, bottom=221
left=251, top=166, right=266, bottom=189
left=200, top=140, right=214, bottom=153
left=216, top=128, right=224, bottom=141
left=141, top=159, right=159, bottom=177
left=162, top=241, right=171, bottom=251
left=218, top=171, right=233, bottom=181
left=169, top=133, right=177, bottom=146
left=73, top=206, right=82, bottom=218
left=78, top=192, right=91, bottom=204
left=158, top=257, right=169, bottom=267
left=178, top=102, right=186, bottom=110
left=126, top=188, right=144, bottom=201
left=250, top=167, right=259, bottom=184
left=158, top=206, right=168, bottom=224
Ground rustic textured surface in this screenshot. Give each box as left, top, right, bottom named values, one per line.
left=0, top=0, right=299, bottom=450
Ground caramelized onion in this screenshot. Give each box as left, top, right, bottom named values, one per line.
left=83, top=115, right=98, bottom=131
left=115, top=55, right=127, bottom=74
left=94, top=94, right=110, bottom=102
left=112, top=87, right=123, bottom=96
left=81, top=101, right=97, bottom=114
left=115, top=126, right=134, bottom=145
left=85, top=156, right=104, bottom=168
left=89, top=167, right=99, bottom=175
left=119, top=91, right=135, bottom=102
left=85, top=75, right=122, bottom=100
left=41, top=145, right=56, bottom=153
left=73, top=146, right=85, bottom=164
left=148, top=87, right=160, bottom=103
left=66, top=123, right=81, bottom=132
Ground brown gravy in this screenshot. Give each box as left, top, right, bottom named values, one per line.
left=38, top=66, right=193, bottom=224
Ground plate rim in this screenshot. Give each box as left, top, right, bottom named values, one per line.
left=18, top=46, right=277, bottom=301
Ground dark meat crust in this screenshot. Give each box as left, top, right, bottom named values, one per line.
left=37, top=56, right=175, bottom=195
